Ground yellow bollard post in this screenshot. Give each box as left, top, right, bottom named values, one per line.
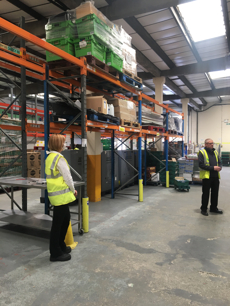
left=82, top=197, right=89, bottom=233
left=139, top=179, right=143, bottom=202
left=166, top=171, right=169, bottom=188
left=64, top=221, right=78, bottom=249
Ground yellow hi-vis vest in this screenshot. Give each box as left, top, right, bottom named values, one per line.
left=45, top=153, right=76, bottom=206
left=199, top=149, right=220, bottom=179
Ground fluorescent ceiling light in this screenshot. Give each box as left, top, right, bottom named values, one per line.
left=178, top=0, right=225, bottom=42
left=209, top=69, right=230, bottom=79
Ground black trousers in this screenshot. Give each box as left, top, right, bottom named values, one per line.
left=201, top=177, right=220, bottom=212
left=50, top=204, right=70, bottom=258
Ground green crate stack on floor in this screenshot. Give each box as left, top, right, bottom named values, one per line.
left=221, top=152, right=230, bottom=166
left=45, top=19, right=77, bottom=62
left=160, top=160, right=179, bottom=186
left=101, top=139, right=111, bottom=150
left=146, top=151, right=163, bottom=173
left=74, top=13, right=123, bottom=71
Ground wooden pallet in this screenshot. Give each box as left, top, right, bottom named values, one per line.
left=48, top=59, right=81, bottom=76
left=120, top=119, right=140, bottom=129
left=120, top=119, right=132, bottom=127
left=86, top=55, right=119, bottom=79
left=122, top=68, right=142, bottom=84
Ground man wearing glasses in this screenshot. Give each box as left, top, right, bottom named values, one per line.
left=198, top=138, right=222, bottom=216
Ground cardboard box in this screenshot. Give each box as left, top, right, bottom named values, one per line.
left=27, top=152, right=40, bottom=169
left=75, top=2, right=113, bottom=28
left=87, top=96, right=107, bottom=114
left=114, top=105, right=136, bottom=116
left=110, top=99, right=136, bottom=110
left=27, top=168, right=40, bottom=178
left=147, top=167, right=156, bottom=172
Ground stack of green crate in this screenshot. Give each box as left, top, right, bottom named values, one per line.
left=146, top=151, right=163, bottom=173
left=160, top=161, right=179, bottom=185
left=221, top=152, right=230, bottom=166
left=74, top=13, right=123, bottom=71
left=46, top=20, right=77, bottom=62
left=46, top=37, right=75, bottom=62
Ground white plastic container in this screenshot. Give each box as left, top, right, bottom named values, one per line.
left=107, top=104, right=114, bottom=116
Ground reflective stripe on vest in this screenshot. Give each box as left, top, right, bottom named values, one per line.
left=48, top=188, right=71, bottom=197
left=45, top=153, right=76, bottom=206
left=199, top=149, right=220, bottom=179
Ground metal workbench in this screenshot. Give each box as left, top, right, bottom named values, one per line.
left=0, top=176, right=85, bottom=233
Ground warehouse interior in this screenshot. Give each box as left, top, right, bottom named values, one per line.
left=0, top=0, right=230, bottom=304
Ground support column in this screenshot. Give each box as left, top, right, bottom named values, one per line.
left=20, top=17, right=27, bottom=211
left=153, top=77, right=165, bottom=151
left=87, top=131, right=101, bottom=202
left=181, top=98, right=189, bottom=149
left=138, top=95, right=143, bottom=202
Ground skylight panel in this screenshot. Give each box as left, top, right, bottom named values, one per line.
left=209, top=69, right=230, bottom=79
left=178, top=0, right=225, bottom=42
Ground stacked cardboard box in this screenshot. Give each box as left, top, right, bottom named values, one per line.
left=27, top=151, right=41, bottom=178
left=109, top=98, right=136, bottom=121
left=142, top=166, right=156, bottom=180
left=86, top=96, right=107, bottom=114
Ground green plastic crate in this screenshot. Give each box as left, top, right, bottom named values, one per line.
left=45, top=20, right=78, bottom=40
left=106, top=50, right=123, bottom=72
left=75, top=14, right=109, bottom=36
left=74, top=36, right=106, bottom=63
left=46, top=38, right=74, bottom=62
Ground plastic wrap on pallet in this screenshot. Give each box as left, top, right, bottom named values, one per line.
left=47, top=12, right=70, bottom=24
left=45, top=21, right=78, bottom=40
left=171, top=113, right=183, bottom=134
left=122, top=44, right=137, bottom=75
left=76, top=19, right=110, bottom=45
left=141, top=105, right=164, bottom=126
left=120, top=27, right=132, bottom=46
left=164, top=114, right=177, bottom=131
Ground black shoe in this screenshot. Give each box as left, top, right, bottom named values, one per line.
left=50, top=253, right=71, bottom=262
left=201, top=211, right=208, bottom=216
left=210, top=208, right=223, bottom=214
left=63, top=246, right=72, bottom=254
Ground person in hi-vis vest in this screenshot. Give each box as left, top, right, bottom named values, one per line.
left=198, top=138, right=222, bottom=216
left=45, top=134, right=77, bottom=262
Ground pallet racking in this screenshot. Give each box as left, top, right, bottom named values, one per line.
left=0, top=17, right=184, bottom=220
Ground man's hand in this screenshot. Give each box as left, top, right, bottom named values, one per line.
left=74, top=190, right=78, bottom=197
left=214, top=166, right=221, bottom=172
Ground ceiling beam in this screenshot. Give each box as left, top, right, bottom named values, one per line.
left=190, top=99, right=201, bottom=110
left=126, top=17, right=173, bottom=68
left=187, top=87, right=230, bottom=98
left=47, top=0, right=70, bottom=11
left=125, top=17, right=203, bottom=104
left=7, top=0, right=47, bottom=21
left=221, top=0, right=230, bottom=52
left=135, top=48, right=186, bottom=98
left=161, top=56, right=230, bottom=76
left=100, top=0, right=196, bottom=21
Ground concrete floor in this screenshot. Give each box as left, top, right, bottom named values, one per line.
left=1, top=168, right=230, bottom=305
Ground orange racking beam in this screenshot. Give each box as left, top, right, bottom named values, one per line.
left=0, top=60, right=43, bottom=80
left=142, top=93, right=182, bottom=116
left=0, top=51, right=45, bottom=74
left=0, top=18, right=85, bottom=69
